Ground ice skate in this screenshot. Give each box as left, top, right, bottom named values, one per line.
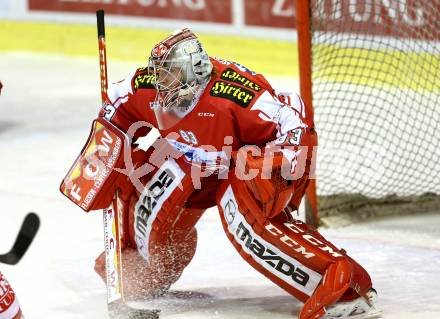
left=322, top=289, right=380, bottom=319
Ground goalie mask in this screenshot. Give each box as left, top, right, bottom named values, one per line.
left=148, top=28, right=213, bottom=130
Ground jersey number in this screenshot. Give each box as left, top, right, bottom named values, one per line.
left=103, top=103, right=116, bottom=121
left=276, top=128, right=303, bottom=146
left=179, top=130, right=198, bottom=145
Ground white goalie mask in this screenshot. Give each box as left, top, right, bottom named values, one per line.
left=148, top=28, right=213, bottom=130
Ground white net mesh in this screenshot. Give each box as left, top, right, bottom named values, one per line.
left=308, top=0, right=440, bottom=223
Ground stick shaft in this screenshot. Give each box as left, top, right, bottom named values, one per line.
left=96, top=9, right=105, bottom=38
left=103, top=197, right=124, bottom=305
left=96, top=8, right=124, bottom=310
left=96, top=9, right=109, bottom=104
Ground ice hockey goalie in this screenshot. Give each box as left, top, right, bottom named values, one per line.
left=60, top=29, right=379, bottom=319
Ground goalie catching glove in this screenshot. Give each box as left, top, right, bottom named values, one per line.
left=234, top=125, right=316, bottom=222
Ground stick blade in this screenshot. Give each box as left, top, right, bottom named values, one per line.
left=0, top=212, right=40, bottom=265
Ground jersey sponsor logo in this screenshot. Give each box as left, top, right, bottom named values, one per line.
left=132, top=68, right=156, bottom=92
left=219, top=186, right=322, bottom=296
left=220, top=68, right=261, bottom=91
left=167, top=139, right=227, bottom=167
left=210, top=81, right=255, bottom=108
left=134, top=159, right=185, bottom=261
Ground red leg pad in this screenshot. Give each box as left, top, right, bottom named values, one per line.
left=216, top=179, right=373, bottom=316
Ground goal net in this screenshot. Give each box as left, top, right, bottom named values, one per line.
left=297, top=0, right=440, bottom=226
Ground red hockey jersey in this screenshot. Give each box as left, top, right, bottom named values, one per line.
left=100, top=57, right=316, bottom=209
left=0, top=272, right=22, bottom=319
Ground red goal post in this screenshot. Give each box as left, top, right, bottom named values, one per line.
left=297, top=0, right=440, bottom=227
left=296, top=0, right=319, bottom=226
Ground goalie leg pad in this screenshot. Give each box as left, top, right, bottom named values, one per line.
left=217, top=180, right=324, bottom=302
left=126, top=155, right=204, bottom=297
left=95, top=202, right=204, bottom=299
left=95, top=148, right=205, bottom=298
left=216, top=179, right=372, bottom=313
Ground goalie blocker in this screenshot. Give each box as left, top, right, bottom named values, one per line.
left=60, top=117, right=136, bottom=212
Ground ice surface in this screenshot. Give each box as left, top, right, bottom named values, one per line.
left=0, top=53, right=439, bottom=319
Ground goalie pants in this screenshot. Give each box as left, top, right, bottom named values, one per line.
left=95, top=153, right=371, bottom=305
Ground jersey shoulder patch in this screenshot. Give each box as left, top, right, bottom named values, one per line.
left=132, top=67, right=156, bottom=92
left=209, top=59, right=266, bottom=108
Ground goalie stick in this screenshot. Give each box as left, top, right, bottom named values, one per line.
left=0, top=212, right=40, bottom=265
left=96, top=10, right=159, bottom=319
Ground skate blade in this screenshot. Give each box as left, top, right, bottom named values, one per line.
left=331, top=309, right=382, bottom=319
left=324, top=307, right=382, bottom=319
